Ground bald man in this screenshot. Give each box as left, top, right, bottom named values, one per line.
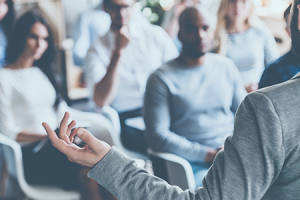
left=43, top=2, right=300, bottom=199
left=143, top=5, right=246, bottom=187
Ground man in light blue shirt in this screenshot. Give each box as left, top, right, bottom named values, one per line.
left=143, top=5, right=247, bottom=187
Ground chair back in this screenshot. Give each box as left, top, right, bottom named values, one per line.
left=148, top=150, right=196, bottom=191
left=0, top=133, right=30, bottom=196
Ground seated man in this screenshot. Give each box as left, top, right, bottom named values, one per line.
left=85, top=0, right=179, bottom=154
left=72, top=2, right=149, bottom=66
left=259, top=4, right=300, bottom=89
left=43, top=2, right=300, bottom=199
left=143, top=5, right=247, bottom=187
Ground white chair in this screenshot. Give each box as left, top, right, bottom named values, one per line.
left=148, top=149, right=196, bottom=191
left=101, top=106, right=149, bottom=161
left=0, top=133, right=80, bottom=200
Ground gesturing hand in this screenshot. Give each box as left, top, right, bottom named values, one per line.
left=42, top=112, right=111, bottom=168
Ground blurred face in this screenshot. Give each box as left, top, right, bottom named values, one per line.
left=179, top=10, right=214, bottom=58
left=23, top=22, right=49, bottom=61
left=0, top=0, right=8, bottom=21
left=227, top=0, right=252, bottom=23
left=105, top=0, right=134, bottom=29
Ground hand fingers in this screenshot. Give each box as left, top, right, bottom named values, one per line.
left=76, top=128, right=100, bottom=152
left=43, top=122, right=69, bottom=152
left=69, top=128, right=78, bottom=142
left=59, top=112, right=71, bottom=143
left=67, top=120, right=76, bottom=137
left=42, top=122, right=58, bottom=140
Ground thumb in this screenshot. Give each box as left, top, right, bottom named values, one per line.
left=76, top=128, right=100, bottom=151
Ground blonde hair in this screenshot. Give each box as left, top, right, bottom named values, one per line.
left=214, top=0, right=263, bottom=55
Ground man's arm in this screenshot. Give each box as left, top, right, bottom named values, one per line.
left=92, top=27, right=130, bottom=107
left=144, top=74, right=217, bottom=163
left=44, top=91, right=285, bottom=200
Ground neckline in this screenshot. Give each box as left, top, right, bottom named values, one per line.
left=173, top=54, right=209, bottom=69
left=228, top=27, right=254, bottom=36
left=1, top=66, right=38, bottom=71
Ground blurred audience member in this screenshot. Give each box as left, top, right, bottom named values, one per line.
left=72, top=3, right=111, bottom=66
left=72, top=2, right=149, bottom=67
left=0, top=0, right=14, bottom=67
left=85, top=0, right=178, bottom=154
left=161, top=0, right=198, bottom=51
left=0, top=11, right=116, bottom=200
left=215, top=0, right=279, bottom=93
left=144, top=6, right=247, bottom=187
left=259, top=4, right=300, bottom=89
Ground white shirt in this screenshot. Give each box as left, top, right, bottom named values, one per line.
left=85, top=22, right=179, bottom=112
left=72, top=4, right=151, bottom=66
left=0, top=67, right=69, bottom=141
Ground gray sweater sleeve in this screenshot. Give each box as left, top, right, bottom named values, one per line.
left=143, top=74, right=211, bottom=163
left=88, top=91, right=285, bottom=200
left=88, top=147, right=199, bottom=200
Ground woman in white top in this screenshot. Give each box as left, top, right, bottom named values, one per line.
left=0, top=11, right=116, bottom=200
left=214, top=0, right=279, bottom=93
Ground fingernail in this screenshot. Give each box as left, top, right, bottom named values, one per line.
left=77, top=128, right=84, bottom=136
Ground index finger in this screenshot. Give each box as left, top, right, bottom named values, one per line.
left=42, top=122, right=71, bottom=155
left=59, top=112, right=71, bottom=143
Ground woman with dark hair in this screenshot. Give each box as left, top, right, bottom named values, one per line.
left=0, top=0, right=14, bottom=67
left=0, top=11, right=117, bottom=200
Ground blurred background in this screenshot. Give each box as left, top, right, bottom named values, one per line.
left=0, top=0, right=294, bottom=199
left=10, top=0, right=291, bottom=104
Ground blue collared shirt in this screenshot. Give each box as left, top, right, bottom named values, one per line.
left=0, top=24, right=7, bottom=68
left=72, top=7, right=111, bottom=66
left=259, top=50, right=300, bottom=89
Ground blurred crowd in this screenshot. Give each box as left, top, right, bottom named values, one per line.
left=0, top=0, right=297, bottom=199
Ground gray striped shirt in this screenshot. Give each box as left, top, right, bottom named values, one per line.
left=226, top=27, right=279, bottom=84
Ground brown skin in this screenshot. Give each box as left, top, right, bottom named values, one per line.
left=93, top=0, right=134, bottom=107
left=178, top=7, right=215, bottom=66
left=177, top=7, right=222, bottom=163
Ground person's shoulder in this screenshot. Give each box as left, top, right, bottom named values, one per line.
left=152, top=59, right=177, bottom=75
left=250, top=25, right=273, bottom=39
left=264, top=53, right=289, bottom=72
left=89, top=32, right=110, bottom=50
left=0, top=68, right=12, bottom=86
left=142, top=24, right=170, bottom=39
left=207, top=53, right=236, bottom=69
left=254, top=74, right=300, bottom=105
left=80, top=8, right=109, bottom=20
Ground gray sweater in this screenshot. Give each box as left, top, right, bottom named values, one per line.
left=88, top=73, right=300, bottom=199
left=143, top=54, right=247, bottom=162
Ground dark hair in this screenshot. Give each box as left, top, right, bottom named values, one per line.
left=6, top=11, right=62, bottom=108
left=284, top=4, right=292, bottom=22
left=1, top=0, right=15, bottom=37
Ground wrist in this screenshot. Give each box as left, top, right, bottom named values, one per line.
left=113, top=48, right=124, bottom=56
